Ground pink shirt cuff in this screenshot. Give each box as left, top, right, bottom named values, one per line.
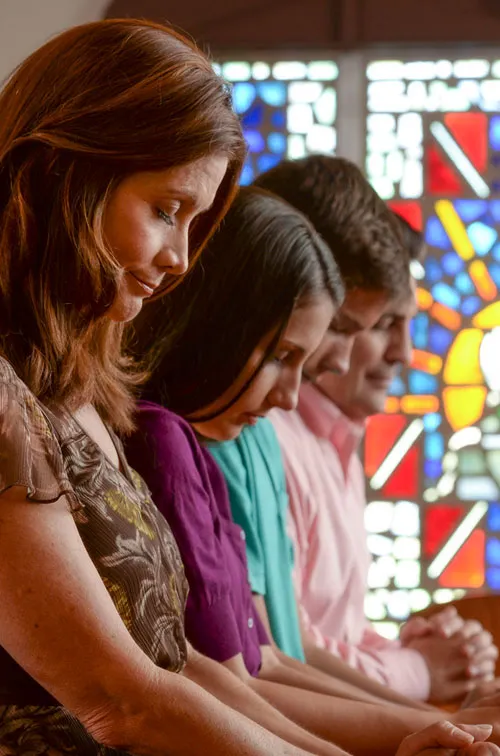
left=376, top=646, right=431, bottom=701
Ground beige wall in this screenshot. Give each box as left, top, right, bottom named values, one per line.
left=0, top=0, right=107, bottom=83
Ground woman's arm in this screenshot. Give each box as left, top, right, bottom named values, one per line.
left=0, top=486, right=314, bottom=756
left=301, top=639, right=434, bottom=711
left=253, top=594, right=433, bottom=710
left=184, top=646, right=349, bottom=756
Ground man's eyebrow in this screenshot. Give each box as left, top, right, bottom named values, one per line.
left=329, top=312, right=364, bottom=333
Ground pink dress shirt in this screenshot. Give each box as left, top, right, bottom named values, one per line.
left=270, top=382, right=431, bottom=700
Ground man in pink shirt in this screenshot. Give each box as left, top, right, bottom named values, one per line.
left=257, top=156, right=498, bottom=704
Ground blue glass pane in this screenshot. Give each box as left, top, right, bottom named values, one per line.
left=267, top=132, right=286, bottom=154
left=454, top=199, right=488, bottom=223
left=257, top=154, right=281, bottom=173
left=271, top=111, right=286, bottom=128
left=428, top=324, right=454, bottom=355
left=491, top=201, right=500, bottom=223
left=489, top=264, right=500, bottom=288
left=245, top=129, right=265, bottom=153
left=388, top=375, right=405, bottom=396
left=432, top=282, right=460, bottom=310
left=441, top=252, right=464, bottom=276
left=409, top=370, right=438, bottom=393
left=425, top=257, right=443, bottom=284
left=488, top=502, right=500, bottom=531
left=257, top=82, right=286, bottom=107
left=490, top=116, right=500, bottom=151
left=486, top=537, right=500, bottom=566
left=426, top=217, right=451, bottom=250
left=425, top=433, right=444, bottom=461
left=240, top=162, right=255, bottom=185
left=486, top=567, right=500, bottom=589
left=411, top=313, right=429, bottom=349
left=455, top=272, right=474, bottom=295
left=423, top=412, right=442, bottom=431
left=424, top=460, right=442, bottom=478
left=461, top=296, right=482, bottom=316
left=242, top=104, right=264, bottom=128
left=232, top=83, right=257, bottom=114
left=468, top=221, right=498, bottom=255
left=493, top=243, right=500, bottom=262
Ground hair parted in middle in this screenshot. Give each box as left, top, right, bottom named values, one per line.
left=253, top=155, right=410, bottom=297
left=130, top=186, right=345, bottom=420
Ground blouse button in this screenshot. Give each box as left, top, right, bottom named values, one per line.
left=240, top=529, right=246, bottom=540
left=248, top=617, right=254, bottom=629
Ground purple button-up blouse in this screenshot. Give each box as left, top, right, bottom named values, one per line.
left=125, top=401, right=269, bottom=676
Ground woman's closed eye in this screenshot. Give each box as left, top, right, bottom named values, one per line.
left=271, top=351, right=291, bottom=366
left=157, top=208, right=175, bottom=227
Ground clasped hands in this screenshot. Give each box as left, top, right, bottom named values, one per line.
left=399, top=606, right=499, bottom=704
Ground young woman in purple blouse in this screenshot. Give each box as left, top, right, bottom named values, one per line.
left=126, top=186, right=500, bottom=756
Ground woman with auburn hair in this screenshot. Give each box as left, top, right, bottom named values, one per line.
left=0, top=17, right=321, bottom=756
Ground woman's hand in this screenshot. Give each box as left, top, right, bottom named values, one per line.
left=396, top=721, right=496, bottom=756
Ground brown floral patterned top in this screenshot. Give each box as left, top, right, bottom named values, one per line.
left=0, top=357, right=188, bottom=755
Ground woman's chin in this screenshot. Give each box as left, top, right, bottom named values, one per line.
left=105, top=294, right=144, bottom=323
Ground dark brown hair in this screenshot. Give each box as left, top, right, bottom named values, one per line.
left=392, top=212, right=426, bottom=262
left=131, top=187, right=344, bottom=419
left=253, top=155, right=410, bottom=296
left=0, top=18, right=245, bottom=431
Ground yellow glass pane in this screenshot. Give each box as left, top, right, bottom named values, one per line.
left=416, top=287, right=433, bottom=311
left=469, top=260, right=497, bottom=301
left=472, top=301, right=500, bottom=329
left=443, top=329, right=484, bottom=385
left=443, top=386, right=487, bottom=431
left=435, top=200, right=475, bottom=260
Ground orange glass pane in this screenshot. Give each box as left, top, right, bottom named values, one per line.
left=384, top=396, right=400, bottom=413
left=411, top=350, right=443, bottom=375
left=430, top=302, right=461, bottom=331
left=416, top=287, right=433, bottom=311
left=439, top=529, right=485, bottom=589
left=469, top=260, right=497, bottom=302
left=400, top=395, right=440, bottom=414
left=364, top=414, right=406, bottom=477
left=443, top=329, right=484, bottom=385
left=443, top=386, right=487, bottom=431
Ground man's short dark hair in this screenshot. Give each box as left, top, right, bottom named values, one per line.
left=253, top=155, right=410, bottom=298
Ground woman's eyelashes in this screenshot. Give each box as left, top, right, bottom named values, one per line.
left=272, top=350, right=291, bottom=366
left=157, top=207, right=175, bottom=226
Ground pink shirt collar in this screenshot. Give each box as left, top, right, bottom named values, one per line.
left=297, top=382, right=365, bottom=480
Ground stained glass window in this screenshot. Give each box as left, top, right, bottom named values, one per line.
left=365, top=57, right=500, bottom=638
left=216, top=59, right=338, bottom=184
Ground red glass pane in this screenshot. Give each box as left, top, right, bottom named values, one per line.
left=439, top=529, right=485, bottom=589
left=381, top=444, right=419, bottom=498
left=445, top=112, right=488, bottom=173
left=388, top=200, right=423, bottom=231
left=423, top=504, right=465, bottom=558
left=426, top=144, right=462, bottom=196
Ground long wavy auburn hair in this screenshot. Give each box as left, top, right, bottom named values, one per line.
left=0, top=18, right=245, bottom=431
